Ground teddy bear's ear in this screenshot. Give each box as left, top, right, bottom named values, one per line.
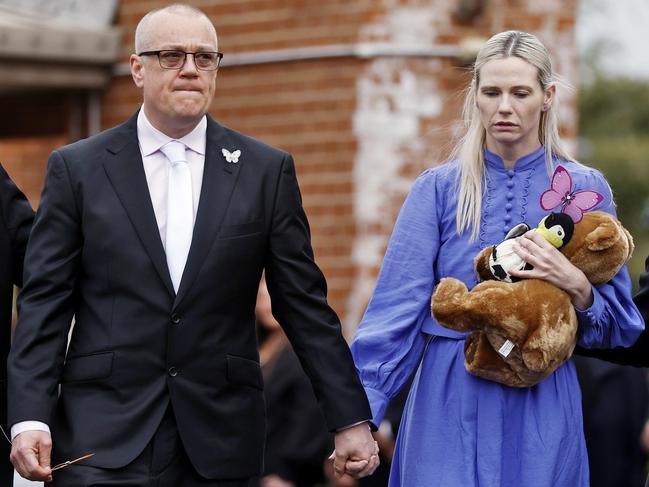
left=622, top=225, right=635, bottom=258
left=585, top=219, right=621, bottom=251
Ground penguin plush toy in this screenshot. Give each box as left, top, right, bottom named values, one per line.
left=488, top=212, right=574, bottom=283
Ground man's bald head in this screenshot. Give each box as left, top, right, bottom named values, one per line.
left=134, top=4, right=217, bottom=53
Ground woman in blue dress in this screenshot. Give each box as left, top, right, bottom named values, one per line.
left=350, top=30, right=643, bottom=486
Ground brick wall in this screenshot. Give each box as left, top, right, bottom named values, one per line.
left=0, top=0, right=578, bottom=334
left=0, top=135, right=65, bottom=206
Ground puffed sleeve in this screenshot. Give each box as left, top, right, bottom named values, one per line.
left=351, top=169, right=440, bottom=427
left=574, top=169, right=643, bottom=348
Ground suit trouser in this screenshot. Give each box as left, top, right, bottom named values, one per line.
left=51, top=406, right=253, bottom=487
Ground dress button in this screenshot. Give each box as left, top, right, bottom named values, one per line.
left=504, top=214, right=511, bottom=222
left=505, top=203, right=513, bottom=210
left=168, top=367, right=179, bottom=377
left=171, top=314, right=181, bottom=325
left=504, top=226, right=511, bottom=234
left=506, top=180, right=514, bottom=188
left=506, top=192, right=514, bottom=200
left=507, top=170, right=515, bottom=177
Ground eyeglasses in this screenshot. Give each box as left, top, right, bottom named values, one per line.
left=138, top=50, right=223, bottom=71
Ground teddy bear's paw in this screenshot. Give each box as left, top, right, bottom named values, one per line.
left=521, top=348, right=551, bottom=373
left=464, top=334, right=546, bottom=387
left=434, top=277, right=468, bottom=296
left=465, top=332, right=497, bottom=368
left=431, top=278, right=476, bottom=331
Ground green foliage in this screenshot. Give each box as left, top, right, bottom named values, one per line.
left=580, top=77, right=649, bottom=136
left=579, top=76, right=649, bottom=289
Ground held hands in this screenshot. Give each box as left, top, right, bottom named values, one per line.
left=10, top=430, right=53, bottom=482
left=331, top=422, right=379, bottom=479
left=509, top=231, right=594, bottom=309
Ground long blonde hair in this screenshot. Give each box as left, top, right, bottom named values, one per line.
left=453, top=30, right=573, bottom=240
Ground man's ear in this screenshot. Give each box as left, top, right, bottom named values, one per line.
left=130, top=54, right=145, bottom=88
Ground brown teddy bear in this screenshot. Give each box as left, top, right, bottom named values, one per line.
left=431, top=211, right=634, bottom=387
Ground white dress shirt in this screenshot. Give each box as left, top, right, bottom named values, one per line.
left=137, top=109, right=206, bottom=248
left=11, top=109, right=208, bottom=440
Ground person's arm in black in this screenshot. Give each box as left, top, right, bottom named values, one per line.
left=575, top=255, right=649, bottom=366
left=0, top=163, right=34, bottom=287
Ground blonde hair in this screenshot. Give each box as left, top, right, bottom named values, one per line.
left=453, top=30, right=573, bottom=240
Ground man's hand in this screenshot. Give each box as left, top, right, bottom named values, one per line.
left=10, top=430, right=53, bottom=482
left=331, top=422, right=379, bottom=478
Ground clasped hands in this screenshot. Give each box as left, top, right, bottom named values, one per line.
left=330, top=422, right=380, bottom=479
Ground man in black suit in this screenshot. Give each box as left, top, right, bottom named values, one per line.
left=0, top=164, right=33, bottom=486
left=8, top=4, right=376, bottom=486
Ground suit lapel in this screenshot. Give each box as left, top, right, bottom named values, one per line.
left=173, top=117, right=242, bottom=308
left=102, top=114, right=175, bottom=297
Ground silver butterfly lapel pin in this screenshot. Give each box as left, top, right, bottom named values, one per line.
left=221, top=148, right=241, bottom=163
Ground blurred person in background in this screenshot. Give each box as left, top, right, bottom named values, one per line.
left=0, top=163, right=33, bottom=486
left=351, top=30, right=643, bottom=486
left=255, top=276, right=331, bottom=487
left=7, top=4, right=377, bottom=485
left=577, top=255, right=649, bottom=366
left=576, top=257, right=649, bottom=486
left=573, top=355, right=648, bottom=487
left=257, top=276, right=410, bottom=487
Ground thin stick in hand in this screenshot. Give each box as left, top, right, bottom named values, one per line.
left=51, top=452, right=95, bottom=472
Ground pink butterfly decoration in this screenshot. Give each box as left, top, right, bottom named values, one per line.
left=540, top=166, right=604, bottom=223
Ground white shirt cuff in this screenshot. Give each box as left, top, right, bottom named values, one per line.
left=11, top=421, right=50, bottom=441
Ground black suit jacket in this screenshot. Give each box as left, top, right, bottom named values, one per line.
left=8, top=113, right=370, bottom=479
left=575, top=255, right=649, bottom=366
left=0, top=163, right=33, bottom=484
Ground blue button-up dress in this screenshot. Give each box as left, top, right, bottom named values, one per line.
left=351, top=146, right=643, bottom=486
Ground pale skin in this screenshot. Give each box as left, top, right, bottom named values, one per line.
left=130, top=10, right=219, bottom=139
left=11, top=430, right=52, bottom=482
left=477, top=56, right=554, bottom=169
left=476, top=56, right=593, bottom=309
left=11, top=8, right=378, bottom=482
left=509, top=232, right=594, bottom=310
left=331, top=423, right=380, bottom=478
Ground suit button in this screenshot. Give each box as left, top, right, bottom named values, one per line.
left=171, top=314, right=181, bottom=324
left=168, top=367, right=179, bottom=377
